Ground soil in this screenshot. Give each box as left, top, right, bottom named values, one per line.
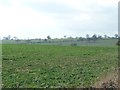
left=93, top=68, right=119, bottom=88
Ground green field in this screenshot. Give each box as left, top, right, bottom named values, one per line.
left=2, top=44, right=118, bottom=88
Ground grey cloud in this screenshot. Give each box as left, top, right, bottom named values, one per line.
left=22, top=1, right=117, bottom=36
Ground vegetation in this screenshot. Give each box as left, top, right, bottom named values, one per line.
left=2, top=44, right=118, bottom=88
left=1, top=38, right=118, bottom=47
left=116, top=39, right=120, bottom=46
left=1, top=34, right=118, bottom=88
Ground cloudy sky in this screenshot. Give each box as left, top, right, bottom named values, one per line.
left=0, top=0, right=119, bottom=39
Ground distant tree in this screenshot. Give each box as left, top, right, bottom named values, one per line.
left=13, top=36, right=18, bottom=40
left=47, top=35, right=51, bottom=43
left=77, top=37, right=84, bottom=41
left=16, top=39, right=21, bottom=43
left=3, top=37, right=9, bottom=40
left=86, top=34, right=90, bottom=39
left=47, top=35, right=51, bottom=39
left=114, top=34, right=118, bottom=39
left=98, top=35, right=103, bottom=39
left=2, top=37, right=6, bottom=40
left=63, top=36, right=67, bottom=42
left=64, top=35, right=66, bottom=38
left=39, top=38, right=41, bottom=40
left=68, top=36, right=73, bottom=39
left=44, top=39, right=47, bottom=42
left=8, top=35, right=11, bottom=40
left=108, top=36, right=111, bottom=39
left=86, top=34, right=90, bottom=43
left=111, top=36, right=114, bottom=39
left=3, top=35, right=11, bottom=40
left=92, top=34, right=97, bottom=43
left=68, top=36, right=73, bottom=41
left=26, top=39, right=31, bottom=44
left=104, top=34, right=108, bottom=39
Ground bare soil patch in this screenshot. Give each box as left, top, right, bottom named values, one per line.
left=93, top=68, right=119, bottom=88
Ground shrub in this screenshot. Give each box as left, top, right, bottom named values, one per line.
left=71, top=43, right=77, bottom=46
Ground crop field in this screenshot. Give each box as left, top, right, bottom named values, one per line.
left=2, top=44, right=118, bottom=88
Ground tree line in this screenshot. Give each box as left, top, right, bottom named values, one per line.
left=1, top=34, right=119, bottom=41
left=1, top=34, right=120, bottom=45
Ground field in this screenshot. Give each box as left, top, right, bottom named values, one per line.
left=2, top=44, right=118, bottom=88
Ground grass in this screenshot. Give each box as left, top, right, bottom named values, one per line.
left=2, top=44, right=118, bottom=88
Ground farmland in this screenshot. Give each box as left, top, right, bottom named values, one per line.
left=2, top=44, right=118, bottom=88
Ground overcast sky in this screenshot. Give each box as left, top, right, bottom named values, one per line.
left=0, top=0, right=119, bottom=39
